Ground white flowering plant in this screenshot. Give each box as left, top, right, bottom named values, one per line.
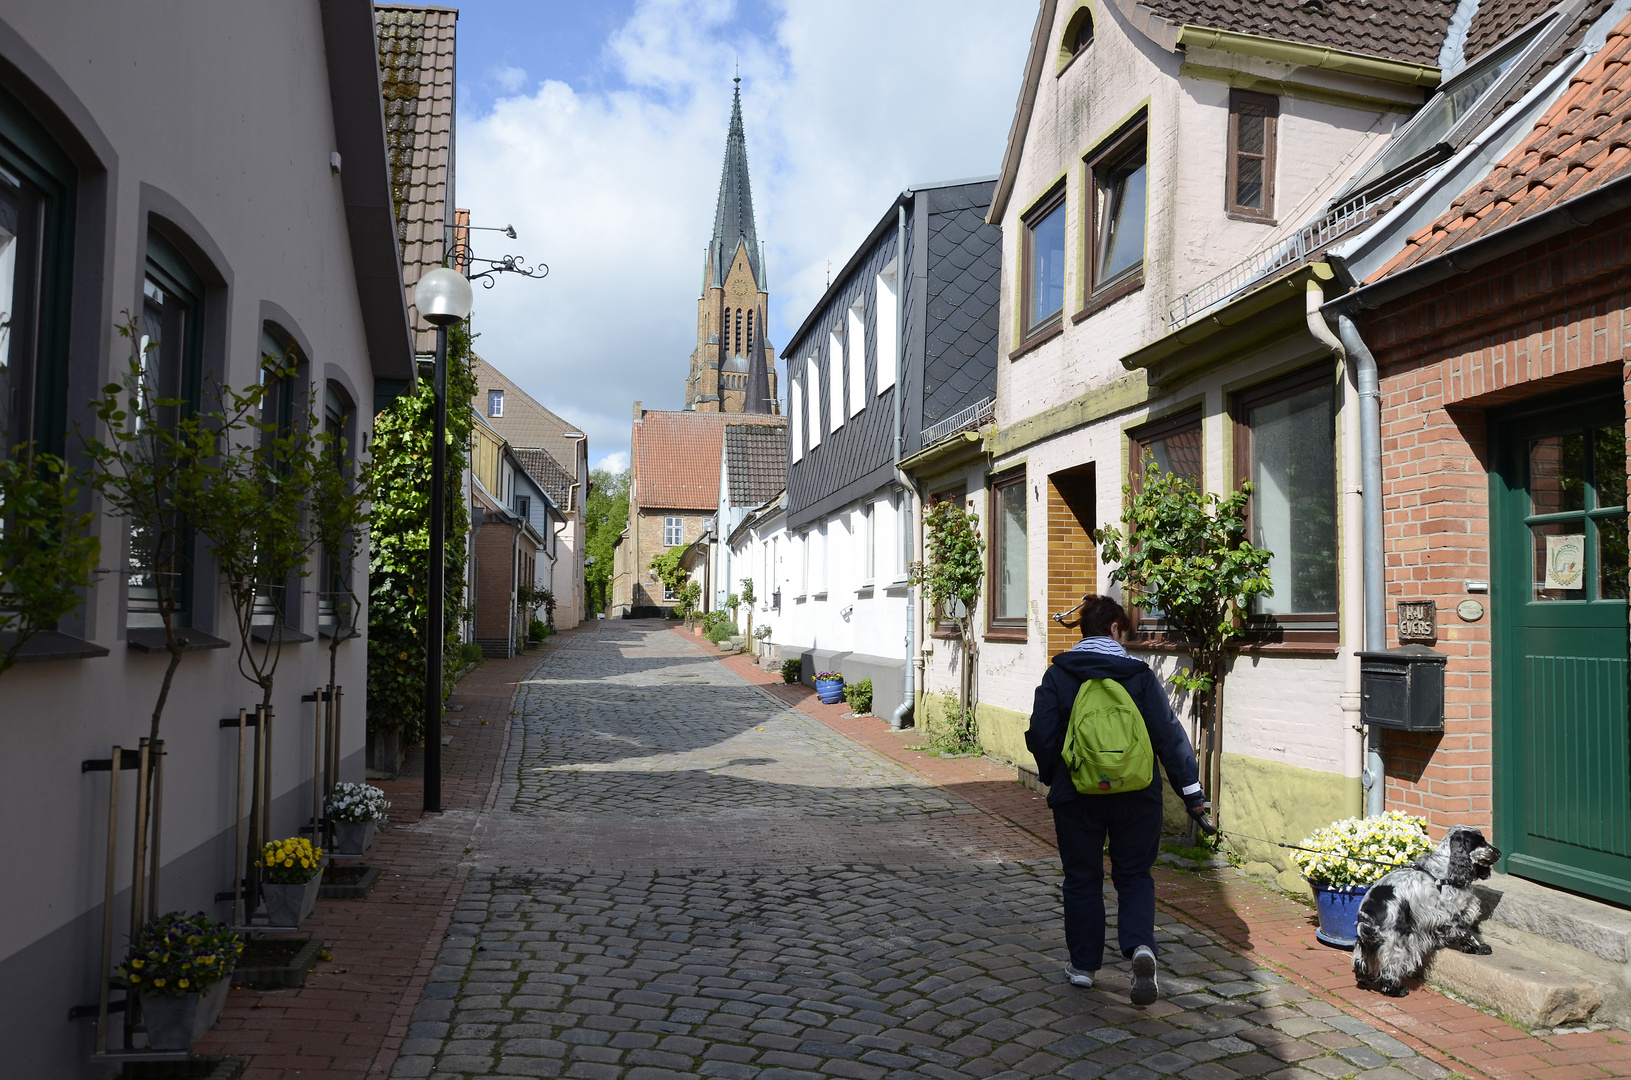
left=1291, top=811, right=1432, bottom=887
left=326, top=782, right=390, bottom=824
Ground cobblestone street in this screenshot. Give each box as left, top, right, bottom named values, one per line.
left=388, top=624, right=1447, bottom=1080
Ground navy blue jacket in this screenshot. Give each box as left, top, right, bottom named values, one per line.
left=1024, top=648, right=1205, bottom=809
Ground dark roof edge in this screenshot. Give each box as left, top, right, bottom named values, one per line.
left=990, top=0, right=1061, bottom=225
left=906, top=173, right=1001, bottom=192
left=784, top=192, right=912, bottom=357
left=1326, top=171, right=1631, bottom=317
left=321, top=0, right=415, bottom=388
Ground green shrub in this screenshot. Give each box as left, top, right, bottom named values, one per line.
left=843, top=678, right=873, bottom=715
left=706, top=620, right=739, bottom=644
left=529, top=618, right=548, bottom=642
left=780, top=657, right=803, bottom=684
left=457, top=642, right=484, bottom=668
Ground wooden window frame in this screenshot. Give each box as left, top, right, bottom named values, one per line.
left=928, top=486, right=967, bottom=639
left=1127, top=408, right=1202, bottom=495
left=1077, top=118, right=1148, bottom=320
left=1231, top=364, right=1339, bottom=644
left=1018, top=184, right=1067, bottom=347
left=986, top=468, right=1029, bottom=641
left=1226, top=90, right=1279, bottom=223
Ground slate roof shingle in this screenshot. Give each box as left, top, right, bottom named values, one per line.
left=513, top=448, right=575, bottom=513
left=634, top=411, right=783, bottom=512
left=375, top=4, right=456, bottom=355
left=724, top=423, right=787, bottom=506
left=1134, top=0, right=1459, bottom=65
left=1370, top=10, right=1631, bottom=279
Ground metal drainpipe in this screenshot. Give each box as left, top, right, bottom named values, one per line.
left=891, top=198, right=915, bottom=731
left=1304, top=281, right=1367, bottom=819
left=1338, top=313, right=1388, bottom=817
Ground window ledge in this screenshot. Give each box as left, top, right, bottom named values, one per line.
left=1127, top=634, right=1341, bottom=659
left=1226, top=210, right=1277, bottom=225
left=930, top=627, right=961, bottom=641
left=1008, top=318, right=1064, bottom=362
left=1074, top=273, right=1144, bottom=322
left=812, top=591, right=828, bottom=601
left=794, top=594, right=808, bottom=603
left=127, top=627, right=231, bottom=653
left=319, top=624, right=361, bottom=641
left=984, top=626, right=1028, bottom=643
left=251, top=624, right=315, bottom=644
left=0, top=630, right=110, bottom=663
left=856, top=585, right=874, bottom=597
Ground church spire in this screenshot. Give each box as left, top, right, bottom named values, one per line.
left=710, top=77, right=762, bottom=289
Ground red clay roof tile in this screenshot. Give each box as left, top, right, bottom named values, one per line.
left=1370, top=11, right=1631, bottom=280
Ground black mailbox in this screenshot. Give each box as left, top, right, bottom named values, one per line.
left=1359, top=645, right=1447, bottom=732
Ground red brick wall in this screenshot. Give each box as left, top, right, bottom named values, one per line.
left=1359, top=209, right=1631, bottom=835
left=473, top=522, right=516, bottom=642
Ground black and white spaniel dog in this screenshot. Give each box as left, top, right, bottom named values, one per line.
left=1352, top=826, right=1501, bottom=996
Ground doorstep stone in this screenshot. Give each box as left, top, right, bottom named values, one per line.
left=1475, top=872, right=1631, bottom=964
left=1426, top=945, right=1602, bottom=1027
left=1016, top=763, right=1047, bottom=795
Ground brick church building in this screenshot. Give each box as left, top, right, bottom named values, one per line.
left=614, top=81, right=786, bottom=616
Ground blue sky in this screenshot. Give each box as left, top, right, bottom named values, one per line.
left=452, top=0, right=1033, bottom=472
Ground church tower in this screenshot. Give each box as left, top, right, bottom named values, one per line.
left=687, top=78, right=778, bottom=414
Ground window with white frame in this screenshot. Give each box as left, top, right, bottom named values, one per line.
left=875, top=260, right=898, bottom=393
left=487, top=389, right=504, bottom=417
left=828, top=330, right=845, bottom=433
left=847, top=298, right=865, bottom=416
left=862, top=502, right=875, bottom=584
left=664, top=516, right=683, bottom=547
left=799, top=531, right=810, bottom=596
left=790, top=374, right=803, bottom=462
left=813, top=524, right=828, bottom=595
left=807, top=359, right=822, bottom=448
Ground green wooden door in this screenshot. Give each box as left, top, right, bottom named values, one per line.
left=1493, top=393, right=1631, bottom=904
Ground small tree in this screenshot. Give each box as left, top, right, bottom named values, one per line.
left=0, top=449, right=100, bottom=676
left=909, top=499, right=985, bottom=752
left=673, top=580, right=701, bottom=623
left=1097, top=455, right=1272, bottom=823
left=310, top=423, right=373, bottom=692
left=85, top=316, right=262, bottom=744
left=197, top=360, right=321, bottom=709
left=739, top=577, right=755, bottom=640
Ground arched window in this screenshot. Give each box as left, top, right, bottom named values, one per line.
left=1059, top=5, right=1094, bottom=69
left=734, top=309, right=743, bottom=355
left=747, top=309, right=754, bottom=354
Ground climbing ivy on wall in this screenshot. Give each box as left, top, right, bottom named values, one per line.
left=366, top=322, right=476, bottom=745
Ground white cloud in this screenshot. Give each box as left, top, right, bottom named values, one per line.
left=457, top=0, right=1032, bottom=469
left=595, top=450, right=630, bottom=474
left=490, top=62, right=529, bottom=94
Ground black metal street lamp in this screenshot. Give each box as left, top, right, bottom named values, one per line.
left=412, top=266, right=474, bottom=813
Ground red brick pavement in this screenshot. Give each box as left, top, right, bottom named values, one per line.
left=711, top=642, right=1631, bottom=1080
left=194, top=627, right=590, bottom=1079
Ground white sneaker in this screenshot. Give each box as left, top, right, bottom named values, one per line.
left=1064, top=964, right=1095, bottom=987
left=1129, top=945, right=1158, bottom=1006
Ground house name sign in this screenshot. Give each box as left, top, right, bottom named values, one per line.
left=1397, top=600, right=1437, bottom=644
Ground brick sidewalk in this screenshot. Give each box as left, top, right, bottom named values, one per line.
left=194, top=626, right=593, bottom=1079
left=709, top=640, right=1631, bottom=1080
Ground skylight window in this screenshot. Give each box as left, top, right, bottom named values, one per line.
left=1341, top=22, right=1548, bottom=198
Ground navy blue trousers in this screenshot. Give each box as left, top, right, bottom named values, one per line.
left=1051, top=793, right=1163, bottom=971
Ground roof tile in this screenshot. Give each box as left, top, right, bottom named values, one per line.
left=633, top=411, right=783, bottom=511
left=1370, top=11, right=1631, bottom=279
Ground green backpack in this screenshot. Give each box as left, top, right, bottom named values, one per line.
left=1062, top=677, right=1154, bottom=794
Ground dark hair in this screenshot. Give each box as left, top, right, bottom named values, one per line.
left=1079, top=594, right=1130, bottom=639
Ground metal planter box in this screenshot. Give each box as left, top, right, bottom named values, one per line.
left=1359, top=645, right=1448, bottom=732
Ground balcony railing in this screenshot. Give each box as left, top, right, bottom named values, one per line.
left=1167, top=194, right=1376, bottom=329
left=921, top=396, right=994, bottom=447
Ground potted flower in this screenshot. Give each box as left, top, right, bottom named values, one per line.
left=258, top=836, right=323, bottom=927
left=1291, top=811, right=1432, bottom=947
left=326, top=782, right=390, bottom=855
left=814, top=670, right=845, bottom=704
left=112, top=912, right=242, bottom=1050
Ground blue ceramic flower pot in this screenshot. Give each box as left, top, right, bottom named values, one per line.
left=814, top=677, right=845, bottom=704
left=1310, top=883, right=1369, bottom=948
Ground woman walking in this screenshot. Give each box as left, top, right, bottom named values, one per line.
left=1025, top=594, right=1212, bottom=1005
